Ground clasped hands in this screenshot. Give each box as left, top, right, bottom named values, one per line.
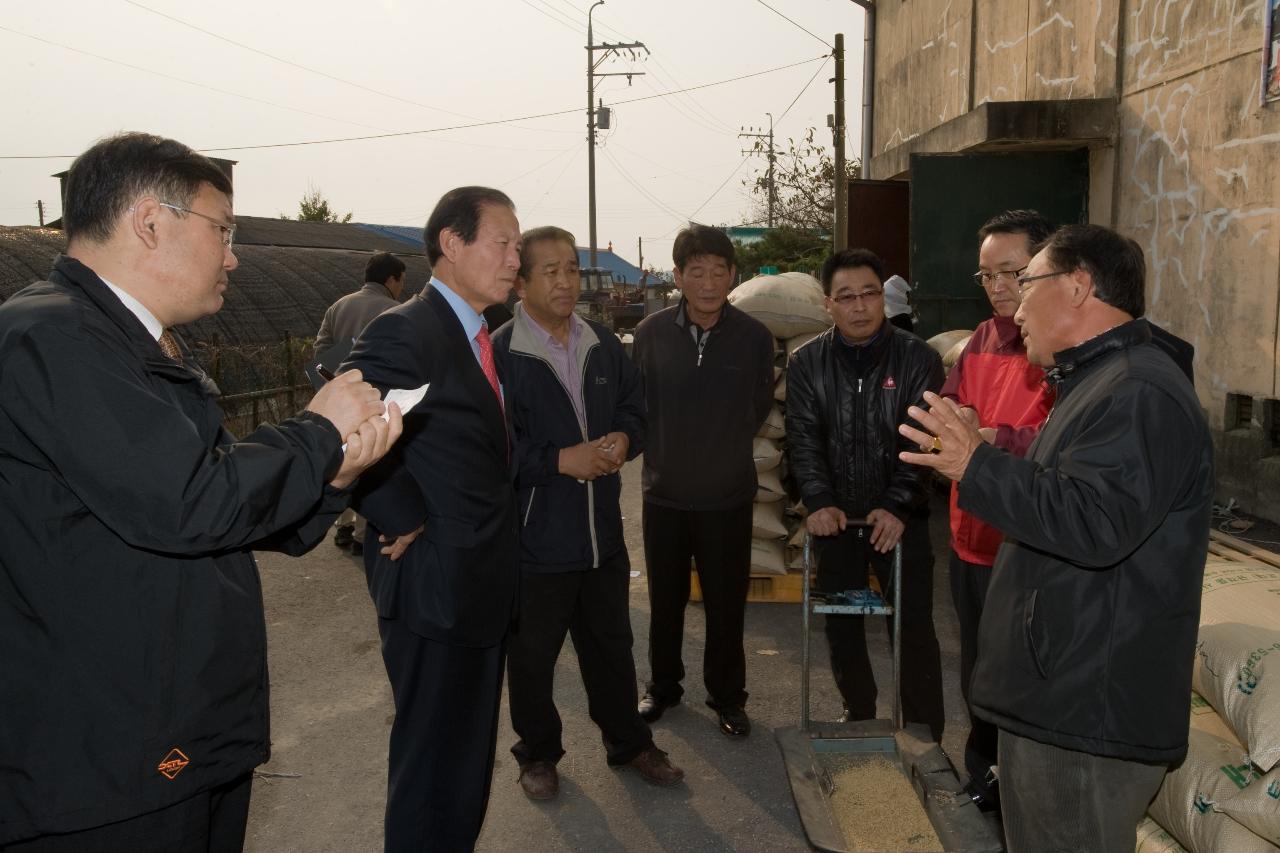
left=558, top=432, right=629, bottom=481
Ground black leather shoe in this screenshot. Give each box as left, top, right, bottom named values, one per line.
left=963, top=780, right=1000, bottom=814
left=333, top=524, right=355, bottom=547
left=349, top=540, right=364, bottom=557
left=717, top=706, right=751, bottom=738
left=638, top=693, right=678, bottom=723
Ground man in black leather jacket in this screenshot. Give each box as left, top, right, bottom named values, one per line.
left=786, top=249, right=946, bottom=739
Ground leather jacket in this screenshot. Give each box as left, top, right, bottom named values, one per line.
left=786, top=324, right=944, bottom=520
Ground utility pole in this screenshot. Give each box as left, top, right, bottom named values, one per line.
left=586, top=1, right=647, bottom=268
left=833, top=33, right=847, bottom=251
left=739, top=113, right=777, bottom=228
left=637, top=236, right=643, bottom=272
left=36, top=200, right=44, bottom=227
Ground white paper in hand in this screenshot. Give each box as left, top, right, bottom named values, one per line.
left=342, top=383, right=429, bottom=452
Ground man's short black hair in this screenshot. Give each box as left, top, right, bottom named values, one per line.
left=423, top=186, right=515, bottom=265
left=365, top=252, right=406, bottom=286
left=672, top=223, right=735, bottom=271
left=978, top=209, right=1055, bottom=253
left=518, top=225, right=577, bottom=280
left=62, top=132, right=233, bottom=245
left=1040, top=224, right=1145, bottom=318
left=819, top=248, right=886, bottom=295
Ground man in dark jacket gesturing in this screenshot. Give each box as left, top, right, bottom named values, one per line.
left=901, top=224, right=1213, bottom=852
left=492, top=225, right=683, bottom=801
left=0, top=133, right=399, bottom=851
left=787, top=248, right=946, bottom=740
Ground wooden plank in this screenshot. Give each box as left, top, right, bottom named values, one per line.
left=1209, top=530, right=1280, bottom=570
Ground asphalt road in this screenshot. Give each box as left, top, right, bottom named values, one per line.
left=244, top=460, right=970, bottom=852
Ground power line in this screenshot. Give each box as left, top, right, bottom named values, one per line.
left=0, top=54, right=827, bottom=159
left=517, top=0, right=583, bottom=35
left=751, top=0, right=831, bottom=49
left=777, top=56, right=831, bottom=123
left=686, top=154, right=753, bottom=221
left=601, top=148, right=688, bottom=222
left=0, top=24, right=396, bottom=137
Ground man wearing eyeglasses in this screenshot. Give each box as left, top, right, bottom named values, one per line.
left=938, top=209, right=1056, bottom=813
left=0, top=132, right=401, bottom=851
left=901, top=224, right=1212, bottom=852
left=786, top=248, right=946, bottom=741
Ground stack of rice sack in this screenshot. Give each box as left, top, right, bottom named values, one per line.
left=1141, top=557, right=1280, bottom=852
left=727, top=273, right=830, bottom=581
left=926, top=329, right=972, bottom=374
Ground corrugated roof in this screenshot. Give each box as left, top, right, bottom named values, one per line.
left=235, top=216, right=424, bottom=253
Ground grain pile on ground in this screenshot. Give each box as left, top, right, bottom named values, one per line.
left=823, top=754, right=943, bottom=851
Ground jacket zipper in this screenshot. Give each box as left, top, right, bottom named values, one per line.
left=523, top=486, right=537, bottom=526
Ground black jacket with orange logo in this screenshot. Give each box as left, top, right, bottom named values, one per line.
left=0, top=256, right=346, bottom=843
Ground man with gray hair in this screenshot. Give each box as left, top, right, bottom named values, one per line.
left=901, top=224, right=1212, bottom=852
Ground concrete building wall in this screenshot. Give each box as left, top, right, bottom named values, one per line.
left=870, top=0, right=1280, bottom=518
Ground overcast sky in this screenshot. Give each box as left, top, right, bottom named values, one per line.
left=0, top=0, right=866, bottom=268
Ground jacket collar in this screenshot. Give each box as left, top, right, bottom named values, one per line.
left=1046, top=318, right=1149, bottom=388
left=508, top=302, right=600, bottom=362
left=672, top=295, right=734, bottom=332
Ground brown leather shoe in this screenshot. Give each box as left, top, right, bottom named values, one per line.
left=518, top=760, right=559, bottom=800
left=624, top=746, right=684, bottom=787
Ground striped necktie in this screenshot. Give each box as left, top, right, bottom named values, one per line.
left=158, top=329, right=182, bottom=361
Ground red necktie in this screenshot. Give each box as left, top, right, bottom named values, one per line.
left=475, top=325, right=503, bottom=414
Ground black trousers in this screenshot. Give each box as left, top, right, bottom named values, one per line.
left=2, top=773, right=252, bottom=853
left=507, top=552, right=653, bottom=766
left=815, top=519, right=945, bottom=741
left=378, top=617, right=505, bottom=853
left=641, top=501, right=752, bottom=710
left=949, top=549, right=1000, bottom=802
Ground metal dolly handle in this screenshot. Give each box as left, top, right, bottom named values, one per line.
left=799, top=523, right=902, bottom=733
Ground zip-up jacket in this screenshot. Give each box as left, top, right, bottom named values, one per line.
left=961, top=319, right=1213, bottom=763
left=492, top=307, right=644, bottom=572
left=632, top=299, right=774, bottom=510
left=940, top=315, right=1053, bottom=564
left=0, top=256, right=347, bottom=843
left=786, top=325, right=944, bottom=520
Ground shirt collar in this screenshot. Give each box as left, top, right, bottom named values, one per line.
left=523, top=307, right=581, bottom=350
left=430, top=276, right=486, bottom=340
left=98, top=275, right=164, bottom=341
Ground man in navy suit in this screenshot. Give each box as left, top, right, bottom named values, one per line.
left=342, top=186, right=521, bottom=852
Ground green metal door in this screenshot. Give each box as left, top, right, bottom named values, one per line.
left=909, top=150, right=1089, bottom=338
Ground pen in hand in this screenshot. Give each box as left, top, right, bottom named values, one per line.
left=316, top=365, right=336, bottom=381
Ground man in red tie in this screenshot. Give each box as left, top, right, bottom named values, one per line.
left=342, top=187, right=521, bottom=852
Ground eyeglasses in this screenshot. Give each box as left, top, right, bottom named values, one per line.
left=829, top=289, right=884, bottom=306
left=1015, top=270, right=1069, bottom=296
left=159, top=202, right=236, bottom=247
left=972, top=267, right=1027, bottom=288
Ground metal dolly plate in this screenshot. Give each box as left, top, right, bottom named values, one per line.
left=776, top=527, right=1002, bottom=852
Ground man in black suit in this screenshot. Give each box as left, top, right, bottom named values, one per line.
left=342, top=187, right=521, bottom=852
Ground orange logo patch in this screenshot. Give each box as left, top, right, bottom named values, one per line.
left=157, top=748, right=190, bottom=780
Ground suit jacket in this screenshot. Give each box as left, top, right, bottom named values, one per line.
left=314, top=282, right=400, bottom=359
left=342, top=285, right=518, bottom=647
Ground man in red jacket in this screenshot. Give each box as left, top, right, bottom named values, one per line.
left=939, top=209, right=1054, bottom=811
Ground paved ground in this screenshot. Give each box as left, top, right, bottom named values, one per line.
left=244, top=460, right=971, bottom=852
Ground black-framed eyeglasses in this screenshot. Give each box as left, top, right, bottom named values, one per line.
left=1015, top=270, right=1069, bottom=296
left=159, top=202, right=236, bottom=247
left=829, top=289, right=884, bottom=306
left=972, top=267, right=1027, bottom=288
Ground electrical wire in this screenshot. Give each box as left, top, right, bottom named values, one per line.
left=751, top=0, right=832, bottom=49
left=777, top=56, right=831, bottom=123
left=518, top=0, right=584, bottom=36
left=686, top=154, right=754, bottom=221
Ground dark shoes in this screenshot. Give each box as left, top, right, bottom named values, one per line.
left=623, top=746, right=685, bottom=786
left=638, top=693, right=679, bottom=723
left=333, top=524, right=355, bottom=547
left=518, top=760, right=559, bottom=800
left=717, top=706, right=751, bottom=738
left=963, top=780, right=1001, bottom=814
left=349, top=540, right=364, bottom=557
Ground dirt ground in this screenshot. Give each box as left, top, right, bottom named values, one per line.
left=243, top=462, right=974, bottom=852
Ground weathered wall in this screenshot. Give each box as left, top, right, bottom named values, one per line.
left=874, top=0, right=973, bottom=153
left=871, top=0, right=1280, bottom=517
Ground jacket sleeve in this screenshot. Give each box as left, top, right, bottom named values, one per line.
left=3, top=325, right=344, bottom=555
left=876, top=344, right=945, bottom=520
left=752, top=325, right=775, bottom=432
left=785, top=349, right=837, bottom=512
left=958, top=380, right=1202, bottom=567
left=994, top=423, right=1042, bottom=457
left=313, top=304, right=336, bottom=359
left=341, top=310, right=429, bottom=536
left=610, top=336, right=646, bottom=459
left=939, top=340, right=968, bottom=401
